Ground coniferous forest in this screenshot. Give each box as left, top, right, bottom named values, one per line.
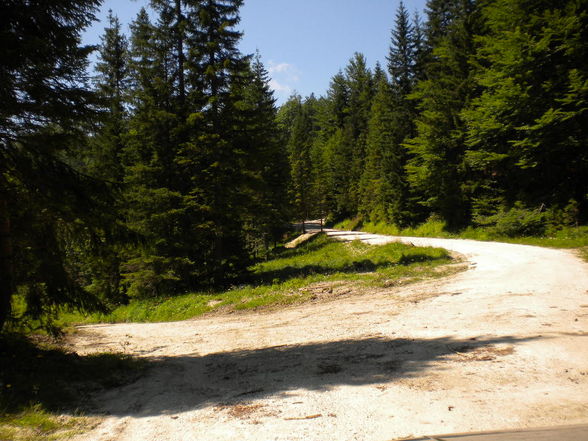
left=1, top=0, right=587, bottom=333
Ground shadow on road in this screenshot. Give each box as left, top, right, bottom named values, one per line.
left=87, top=334, right=542, bottom=417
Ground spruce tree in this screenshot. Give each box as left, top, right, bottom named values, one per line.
left=83, top=10, right=131, bottom=305
left=288, top=97, right=319, bottom=231
left=89, top=10, right=130, bottom=182
left=405, top=0, right=480, bottom=229
left=345, top=53, right=373, bottom=213
left=233, top=54, right=290, bottom=253
left=122, top=7, right=193, bottom=297
left=0, top=0, right=114, bottom=332
left=180, top=0, right=253, bottom=283
left=359, top=73, right=407, bottom=224
left=387, top=1, right=415, bottom=97
left=463, top=0, right=588, bottom=220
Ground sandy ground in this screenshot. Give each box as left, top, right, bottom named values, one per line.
left=70, top=228, right=588, bottom=441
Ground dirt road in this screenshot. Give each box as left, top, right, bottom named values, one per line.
left=71, top=230, right=588, bottom=441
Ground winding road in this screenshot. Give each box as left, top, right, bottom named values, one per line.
left=72, top=228, right=588, bottom=441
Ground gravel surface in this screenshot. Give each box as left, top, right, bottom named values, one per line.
left=71, top=229, right=588, bottom=441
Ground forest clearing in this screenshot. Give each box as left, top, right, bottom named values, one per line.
left=66, top=227, right=588, bottom=441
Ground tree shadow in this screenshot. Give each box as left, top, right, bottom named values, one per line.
left=0, top=334, right=145, bottom=414
left=83, top=334, right=542, bottom=417
left=252, top=260, right=383, bottom=284
left=252, top=254, right=446, bottom=285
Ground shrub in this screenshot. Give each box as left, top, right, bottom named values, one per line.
left=475, top=203, right=546, bottom=237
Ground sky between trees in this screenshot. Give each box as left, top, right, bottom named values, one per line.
left=83, top=0, right=429, bottom=103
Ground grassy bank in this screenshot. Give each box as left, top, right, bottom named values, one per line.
left=0, top=334, right=145, bottom=441
left=335, top=218, right=588, bottom=250
left=59, top=234, right=452, bottom=325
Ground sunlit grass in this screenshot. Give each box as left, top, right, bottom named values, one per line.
left=59, top=234, right=452, bottom=325
left=335, top=219, right=588, bottom=250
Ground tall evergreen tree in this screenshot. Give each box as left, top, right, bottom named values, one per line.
left=405, top=0, right=480, bottom=229
left=359, top=73, right=407, bottom=224
left=179, top=0, right=253, bottom=283
left=343, top=53, right=373, bottom=215
left=234, top=54, right=290, bottom=253
left=463, top=0, right=588, bottom=220
left=387, top=1, right=416, bottom=97
left=122, top=7, right=192, bottom=297
left=83, top=11, right=131, bottom=304
left=288, top=97, right=319, bottom=231
left=89, top=10, right=130, bottom=182
left=0, top=0, right=113, bottom=332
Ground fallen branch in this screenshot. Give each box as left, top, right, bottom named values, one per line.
left=284, top=414, right=323, bottom=421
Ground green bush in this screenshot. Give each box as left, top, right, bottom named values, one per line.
left=475, top=203, right=546, bottom=237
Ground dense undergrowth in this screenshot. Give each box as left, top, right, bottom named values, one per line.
left=57, top=234, right=451, bottom=325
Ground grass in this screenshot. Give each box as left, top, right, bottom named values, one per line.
left=0, top=334, right=145, bottom=441
left=335, top=219, right=588, bottom=251
left=0, top=405, right=89, bottom=441
left=59, top=234, right=452, bottom=325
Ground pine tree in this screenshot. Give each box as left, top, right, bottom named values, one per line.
left=233, top=54, right=290, bottom=253
left=89, top=10, right=130, bottom=182
left=0, top=0, right=113, bottom=332
left=343, top=53, right=373, bottom=215
left=359, top=74, right=395, bottom=222
left=288, top=97, right=319, bottom=231
left=82, top=11, right=131, bottom=305
left=405, top=0, right=480, bottom=229
left=179, top=0, right=253, bottom=283
left=357, top=1, right=422, bottom=226
left=122, top=7, right=193, bottom=297
left=387, top=1, right=415, bottom=97
left=463, top=0, right=588, bottom=220
left=327, top=71, right=350, bottom=130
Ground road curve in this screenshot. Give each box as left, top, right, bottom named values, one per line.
left=72, top=229, right=588, bottom=441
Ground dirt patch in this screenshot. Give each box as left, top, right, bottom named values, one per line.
left=449, top=344, right=515, bottom=362
left=214, top=403, right=270, bottom=420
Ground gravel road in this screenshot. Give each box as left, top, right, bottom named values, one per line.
left=71, top=229, right=588, bottom=441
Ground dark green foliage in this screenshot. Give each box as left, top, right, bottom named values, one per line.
left=120, top=0, right=290, bottom=293
left=359, top=75, right=407, bottom=224
left=233, top=54, right=290, bottom=255
left=283, top=0, right=587, bottom=235
left=287, top=97, right=318, bottom=228
left=474, top=202, right=547, bottom=237
left=0, top=334, right=144, bottom=414
left=405, top=0, right=479, bottom=229
left=1, top=0, right=293, bottom=332
left=121, top=6, right=192, bottom=297
left=0, top=0, right=115, bottom=333
left=83, top=11, right=132, bottom=306
left=89, top=10, right=130, bottom=182
left=3, top=0, right=588, bottom=333
left=463, top=0, right=588, bottom=221
left=388, top=1, right=417, bottom=96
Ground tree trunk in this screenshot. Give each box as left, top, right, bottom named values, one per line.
left=0, top=197, right=13, bottom=332
left=174, top=0, right=186, bottom=105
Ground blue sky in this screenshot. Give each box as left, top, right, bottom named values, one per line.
left=84, top=0, right=428, bottom=103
